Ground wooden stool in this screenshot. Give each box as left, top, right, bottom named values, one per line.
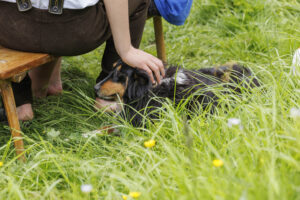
left=0, top=16, right=166, bottom=162
left=0, top=47, right=54, bottom=162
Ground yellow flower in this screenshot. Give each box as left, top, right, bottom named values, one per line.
left=0, top=162, right=3, bottom=167
left=144, top=139, right=156, bottom=148
left=129, top=192, right=141, bottom=198
left=122, top=195, right=128, bottom=200
left=125, top=156, right=133, bottom=164
left=213, top=159, right=224, bottom=167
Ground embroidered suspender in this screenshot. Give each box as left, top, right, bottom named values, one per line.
left=16, top=0, right=65, bottom=14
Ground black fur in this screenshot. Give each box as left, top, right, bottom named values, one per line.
left=95, top=62, right=260, bottom=127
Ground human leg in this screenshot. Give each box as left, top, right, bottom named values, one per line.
left=29, top=57, right=62, bottom=98
left=11, top=74, right=34, bottom=121
left=47, top=57, right=63, bottom=96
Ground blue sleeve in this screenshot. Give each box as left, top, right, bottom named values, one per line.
left=154, top=0, right=193, bottom=26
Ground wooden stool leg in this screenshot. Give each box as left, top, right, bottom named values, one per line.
left=0, top=80, right=26, bottom=162
left=153, top=16, right=167, bottom=63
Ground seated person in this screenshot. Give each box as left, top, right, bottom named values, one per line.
left=0, top=0, right=192, bottom=121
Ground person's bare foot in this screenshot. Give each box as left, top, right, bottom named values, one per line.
left=16, top=103, right=34, bottom=121
left=94, top=98, right=121, bottom=112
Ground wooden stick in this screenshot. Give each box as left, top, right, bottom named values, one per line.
left=153, top=16, right=167, bottom=63
left=0, top=80, right=26, bottom=162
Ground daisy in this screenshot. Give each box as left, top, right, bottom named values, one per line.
left=81, top=184, right=93, bottom=193
left=227, top=118, right=241, bottom=128
left=290, top=107, right=300, bottom=118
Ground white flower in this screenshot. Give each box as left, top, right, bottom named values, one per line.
left=81, top=184, right=93, bottom=193
left=292, top=48, right=300, bottom=76
left=47, top=128, right=60, bottom=138
left=202, top=59, right=209, bottom=64
left=227, top=118, right=241, bottom=128
left=290, top=107, right=300, bottom=118
left=82, top=133, right=89, bottom=138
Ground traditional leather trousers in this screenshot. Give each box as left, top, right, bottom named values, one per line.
left=0, top=0, right=150, bottom=106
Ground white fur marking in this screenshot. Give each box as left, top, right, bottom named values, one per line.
left=161, top=77, right=172, bottom=84
left=160, top=70, right=187, bottom=85
left=176, top=70, right=187, bottom=84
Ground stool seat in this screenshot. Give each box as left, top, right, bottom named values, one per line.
left=0, top=47, right=53, bottom=79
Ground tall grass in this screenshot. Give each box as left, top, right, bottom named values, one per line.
left=1, top=0, right=299, bottom=199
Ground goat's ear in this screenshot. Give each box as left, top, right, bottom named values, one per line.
left=126, top=69, right=152, bottom=99
left=133, top=70, right=151, bottom=86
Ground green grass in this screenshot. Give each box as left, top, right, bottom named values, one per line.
left=1, top=0, right=300, bottom=199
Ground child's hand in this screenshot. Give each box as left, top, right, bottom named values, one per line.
left=121, top=46, right=165, bottom=84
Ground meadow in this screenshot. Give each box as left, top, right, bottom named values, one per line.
left=0, top=0, right=299, bottom=199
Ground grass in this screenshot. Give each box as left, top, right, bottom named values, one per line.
left=1, top=0, right=300, bottom=199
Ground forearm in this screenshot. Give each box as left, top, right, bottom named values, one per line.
left=103, top=0, right=131, bottom=58
left=103, top=0, right=165, bottom=83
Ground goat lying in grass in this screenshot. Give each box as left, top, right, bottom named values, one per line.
left=94, top=61, right=260, bottom=126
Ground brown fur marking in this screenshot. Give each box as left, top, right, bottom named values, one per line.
left=99, top=79, right=126, bottom=98
left=117, top=65, right=122, bottom=71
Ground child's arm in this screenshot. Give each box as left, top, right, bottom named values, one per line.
left=103, top=0, right=165, bottom=84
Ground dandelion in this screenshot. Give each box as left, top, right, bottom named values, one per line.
left=129, top=192, right=141, bottom=198
left=122, top=195, right=128, bottom=200
left=81, top=184, right=93, bottom=193
left=290, top=107, right=300, bottom=118
left=144, top=139, right=156, bottom=148
left=213, top=159, right=224, bottom=167
left=0, top=162, right=3, bottom=167
left=227, top=118, right=241, bottom=128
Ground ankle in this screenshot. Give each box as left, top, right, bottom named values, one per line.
left=47, top=82, right=63, bottom=96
